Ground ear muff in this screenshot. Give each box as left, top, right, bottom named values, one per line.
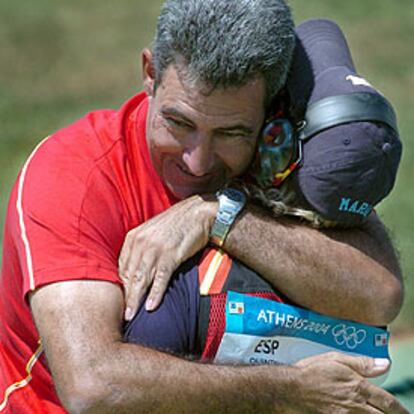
left=252, top=118, right=299, bottom=188
left=298, top=92, right=398, bottom=142
left=251, top=92, right=398, bottom=190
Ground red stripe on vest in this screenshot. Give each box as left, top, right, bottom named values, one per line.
left=198, top=248, right=232, bottom=295
left=208, top=253, right=231, bottom=294
left=198, top=248, right=218, bottom=287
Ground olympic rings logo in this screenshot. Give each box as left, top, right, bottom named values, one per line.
left=331, top=324, right=366, bottom=350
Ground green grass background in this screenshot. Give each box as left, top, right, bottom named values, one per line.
left=0, top=0, right=413, bottom=332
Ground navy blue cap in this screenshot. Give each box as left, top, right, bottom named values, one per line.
left=287, top=19, right=402, bottom=225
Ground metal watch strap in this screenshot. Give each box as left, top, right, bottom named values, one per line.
left=210, top=188, right=246, bottom=247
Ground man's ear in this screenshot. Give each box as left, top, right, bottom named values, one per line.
left=142, top=48, right=156, bottom=97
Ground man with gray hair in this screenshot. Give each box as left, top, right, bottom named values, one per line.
left=152, top=0, right=294, bottom=109
left=0, top=0, right=405, bottom=413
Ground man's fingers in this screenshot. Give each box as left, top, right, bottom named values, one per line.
left=118, top=231, right=135, bottom=273
left=353, top=357, right=390, bottom=378
left=325, top=352, right=390, bottom=377
left=123, top=243, right=146, bottom=279
left=366, top=404, right=388, bottom=414
left=145, top=267, right=173, bottom=311
left=363, top=382, right=410, bottom=414
left=124, top=271, right=150, bottom=321
left=118, top=246, right=129, bottom=275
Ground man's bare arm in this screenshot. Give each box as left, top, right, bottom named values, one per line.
left=29, top=280, right=406, bottom=414
left=225, top=203, right=403, bottom=325
left=119, top=196, right=403, bottom=325
left=29, top=280, right=293, bottom=413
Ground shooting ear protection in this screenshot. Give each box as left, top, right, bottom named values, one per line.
left=252, top=92, right=398, bottom=189
left=253, top=118, right=300, bottom=188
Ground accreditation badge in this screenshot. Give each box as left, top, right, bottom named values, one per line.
left=214, top=291, right=390, bottom=383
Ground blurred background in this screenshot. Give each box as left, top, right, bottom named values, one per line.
left=0, top=0, right=413, bottom=406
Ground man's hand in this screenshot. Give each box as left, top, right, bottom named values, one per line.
left=31, top=281, right=408, bottom=414
left=119, top=195, right=403, bottom=325
left=291, top=352, right=409, bottom=414
left=119, top=195, right=217, bottom=319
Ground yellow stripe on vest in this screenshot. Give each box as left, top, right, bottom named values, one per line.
left=199, top=249, right=225, bottom=295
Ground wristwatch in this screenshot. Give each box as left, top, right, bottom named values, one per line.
left=209, top=188, right=247, bottom=247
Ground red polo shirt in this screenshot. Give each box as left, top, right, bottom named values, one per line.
left=0, top=92, right=175, bottom=413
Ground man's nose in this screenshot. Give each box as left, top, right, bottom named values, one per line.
left=182, top=134, right=216, bottom=177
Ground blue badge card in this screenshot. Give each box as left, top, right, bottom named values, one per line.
left=215, top=291, right=390, bottom=382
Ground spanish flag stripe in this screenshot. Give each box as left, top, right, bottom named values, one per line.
left=198, top=249, right=218, bottom=286
left=199, top=250, right=224, bottom=295
left=208, top=253, right=232, bottom=294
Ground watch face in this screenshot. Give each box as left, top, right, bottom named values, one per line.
left=224, top=188, right=246, bottom=203
left=211, top=188, right=247, bottom=247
